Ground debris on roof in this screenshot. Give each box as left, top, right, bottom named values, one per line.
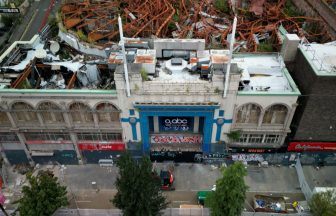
left=60, top=0, right=332, bottom=51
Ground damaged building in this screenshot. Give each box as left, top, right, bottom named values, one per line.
left=0, top=31, right=302, bottom=164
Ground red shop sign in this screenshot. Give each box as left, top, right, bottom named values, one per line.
left=78, top=142, right=125, bottom=151
left=288, top=142, right=336, bottom=152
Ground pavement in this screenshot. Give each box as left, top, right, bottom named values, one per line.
left=302, top=166, right=336, bottom=189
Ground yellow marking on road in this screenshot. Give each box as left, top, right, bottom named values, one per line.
left=20, top=9, right=39, bottom=40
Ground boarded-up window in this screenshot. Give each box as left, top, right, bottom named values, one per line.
left=12, top=102, right=38, bottom=123
left=96, top=103, right=120, bottom=123
left=0, top=111, right=10, bottom=125
left=38, top=102, right=64, bottom=124
left=236, top=104, right=261, bottom=124
left=263, top=105, right=288, bottom=124
left=69, top=102, right=93, bottom=124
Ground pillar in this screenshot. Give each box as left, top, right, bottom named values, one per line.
left=93, top=113, right=99, bottom=128
left=193, top=116, right=199, bottom=133
left=153, top=116, right=159, bottom=133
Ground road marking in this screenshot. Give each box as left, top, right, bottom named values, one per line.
left=20, top=9, right=39, bottom=40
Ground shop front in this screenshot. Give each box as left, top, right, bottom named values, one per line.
left=79, top=141, right=125, bottom=163
left=26, top=140, right=78, bottom=165
left=135, top=103, right=219, bottom=162
left=0, top=133, right=29, bottom=165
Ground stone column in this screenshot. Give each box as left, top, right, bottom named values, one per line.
left=284, top=103, right=298, bottom=130
left=36, top=113, right=45, bottom=127
left=6, top=112, right=17, bottom=128
left=193, top=116, right=199, bottom=133
left=153, top=116, right=159, bottom=133
left=62, top=111, right=72, bottom=128
left=93, top=113, right=99, bottom=128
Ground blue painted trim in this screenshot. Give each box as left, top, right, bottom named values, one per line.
left=120, top=117, right=140, bottom=141
left=121, top=118, right=129, bottom=122
left=138, top=107, right=215, bottom=154
left=219, top=110, right=224, bottom=117
left=131, top=123, right=137, bottom=140
left=140, top=113, right=150, bottom=153
left=134, top=105, right=220, bottom=111
left=224, top=119, right=233, bottom=123
left=121, top=117, right=140, bottom=123
left=129, top=109, right=135, bottom=116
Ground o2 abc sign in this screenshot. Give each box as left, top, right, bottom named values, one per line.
left=164, top=118, right=188, bottom=125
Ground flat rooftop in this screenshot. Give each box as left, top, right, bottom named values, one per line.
left=234, top=54, right=298, bottom=94
left=300, top=41, right=336, bottom=76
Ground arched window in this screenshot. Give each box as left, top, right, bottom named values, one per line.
left=69, top=102, right=93, bottom=124
left=263, top=104, right=288, bottom=124
left=38, top=102, right=64, bottom=124
left=96, top=103, right=120, bottom=123
left=236, top=103, right=261, bottom=124
left=0, top=110, right=10, bottom=126
left=12, top=102, right=38, bottom=123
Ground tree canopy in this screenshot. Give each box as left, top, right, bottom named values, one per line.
left=309, top=190, right=336, bottom=216
left=18, top=170, right=68, bottom=216
left=206, top=162, right=248, bottom=216
left=112, top=152, right=167, bottom=216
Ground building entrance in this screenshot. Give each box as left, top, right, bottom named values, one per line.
left=135, top=103, right=219, bottom=159
left=149, top=116, right=204, bottom=152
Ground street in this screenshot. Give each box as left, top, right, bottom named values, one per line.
left=0, top=0, right=61, bottom=53
left=59, top=163, right=306, bottom=209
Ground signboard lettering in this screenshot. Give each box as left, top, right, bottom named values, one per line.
left=288, top=142, right=336, bottom=152
left=160, top=117, right=193, bottom=132
left=248, top=149, right=266, bottom=153
left=0, top=8, right=20, bottom=13
left=78, top=142, right=125, bottom=151
left=151, top=134, right=202, bottom=144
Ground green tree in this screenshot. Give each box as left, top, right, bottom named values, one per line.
left=206, top=162, right=248, bottom=216
left=112, top=152, right=167, bottom=216
left=17, top=170, right=68, bottom=216
left=214, top=0, right=229, bottom=13
left=309, top=190, right=336, bottom=216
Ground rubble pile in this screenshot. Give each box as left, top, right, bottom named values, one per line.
left=61, top=0, right=332, bottom=51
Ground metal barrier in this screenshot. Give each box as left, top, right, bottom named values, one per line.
left=295, top=158, right=313, bottom=201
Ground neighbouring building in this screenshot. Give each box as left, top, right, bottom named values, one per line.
left=287, top=41, right=336, bottom=152
left=0, top=34, right=300, bottom=164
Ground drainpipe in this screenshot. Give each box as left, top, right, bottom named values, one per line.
left=223, top=16, right=237, bottom=98
left=118, top=15, right=131, bottom=97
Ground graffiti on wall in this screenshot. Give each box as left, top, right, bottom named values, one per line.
left=151, top=134, right=202, bottom=144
